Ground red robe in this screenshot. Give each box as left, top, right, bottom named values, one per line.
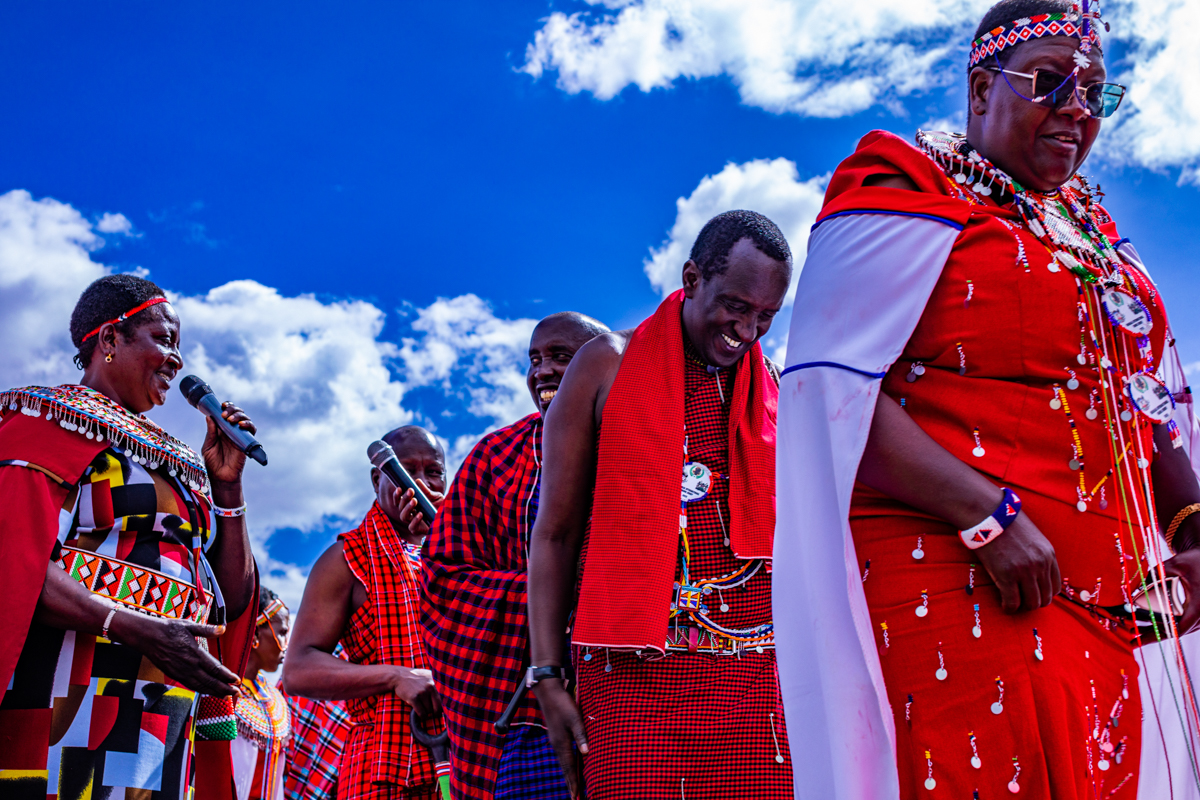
left=842, top=131, right=1161, bottom=798
left=420, top=413, right=546, bottom=798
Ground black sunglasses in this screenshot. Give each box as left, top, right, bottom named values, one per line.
left=988, top=66, right=1126, bottom=118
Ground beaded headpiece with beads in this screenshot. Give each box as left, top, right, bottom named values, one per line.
left=968, top=1, right=1105, bottom=71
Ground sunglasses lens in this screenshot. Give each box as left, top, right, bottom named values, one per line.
left=1091, top=84, right=1125, bottom=118
left=1033, top=71, right=1074, bottom=108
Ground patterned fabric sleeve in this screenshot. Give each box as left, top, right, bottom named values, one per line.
left=420, top=415, right=540, bottom=798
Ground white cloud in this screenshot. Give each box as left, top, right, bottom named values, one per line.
left=0, top=189, right=541, bottom=609
left=644, top=157, right=826, bottom=300
left=96, top=212, right=135, bottom=235
left=524, top=0, right=1200, bottom=178
left=523, top=0, right=989, bottom=117
left=1103, top=0, right=1200, bottom=184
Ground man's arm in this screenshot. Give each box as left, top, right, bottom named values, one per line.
left=527, top=332, right=625, bottom=796
left=281, top=541, right=439, bottom=717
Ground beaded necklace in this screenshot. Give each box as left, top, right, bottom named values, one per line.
left=0, top=384, right=209, bottom=492
left=916, top=130, right=1130, bottom=290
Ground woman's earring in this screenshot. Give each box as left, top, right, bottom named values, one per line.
left=105, top=353, right=113, bottom=363
left=252, top=637, right=260, bottom=648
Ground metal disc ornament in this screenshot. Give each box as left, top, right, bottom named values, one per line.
left=1102, top=288, right=1153, bottom=336
left=1127, top=371, right=1175, bottom=423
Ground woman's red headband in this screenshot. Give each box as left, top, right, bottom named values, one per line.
left=81, top=297, right=170, bottom=343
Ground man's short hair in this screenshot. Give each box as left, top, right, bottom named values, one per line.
left=689, top=210, right=791, bottom=281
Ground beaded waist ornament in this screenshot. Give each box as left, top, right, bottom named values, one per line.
left=0, top=384, right=210, bottom=493
left=57, top=546, right=214, bottom=624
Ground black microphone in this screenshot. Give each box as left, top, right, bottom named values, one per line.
left=367, top=440, right=437, bottom=524
left=179, top=375, right=268, bottom=466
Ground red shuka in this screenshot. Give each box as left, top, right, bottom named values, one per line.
left=573, top=289, right=777, bottom=651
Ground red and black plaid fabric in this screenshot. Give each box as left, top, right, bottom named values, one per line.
left=339, top=503, right=440, bottom=797
left=574, top=350, right=791, bottom=798
left=420, top=413, right=543, bottom=799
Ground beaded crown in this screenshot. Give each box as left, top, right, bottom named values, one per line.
left=968, top=2, right=1104, bottom=70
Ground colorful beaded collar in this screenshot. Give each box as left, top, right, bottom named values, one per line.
left=916, top=130, right=1126, bottom=287
left=968, top=6, right=1103, bottom=70
left=0, top=383, right=209, bottom=493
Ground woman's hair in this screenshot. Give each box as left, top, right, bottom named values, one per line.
left=70, top=274, right=167, bottom=369
left=259, top=584, right=280, bottom=611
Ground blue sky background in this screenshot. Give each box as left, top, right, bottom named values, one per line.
left=2, top=0, right=1196, bottom=602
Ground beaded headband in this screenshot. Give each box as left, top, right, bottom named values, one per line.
left=968, top=2, right=1104, bottom=71
left=81, top=296, right=170, bottom=342
left=256, top=596, right=287, bottom=628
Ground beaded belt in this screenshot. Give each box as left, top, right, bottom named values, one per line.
left=56, top=545, right=212, bottom=624
left=663, top=623, right=775, bottom=655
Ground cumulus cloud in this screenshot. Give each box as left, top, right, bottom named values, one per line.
left=523, top=0, right=1200, bottom=178
left=1103, top=0, right=1200, bottom=184
left=644, top=157, right=827, bottom=300
left=523, top=0, right=989, bottom=117
left=96, top=212, right=135, bottom=235
left=0, top=189, right=539, bottom=608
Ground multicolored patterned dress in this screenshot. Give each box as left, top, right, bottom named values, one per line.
left=281, top=649, right=352, bottom=800
left=0, top=384, right=225, bottom=800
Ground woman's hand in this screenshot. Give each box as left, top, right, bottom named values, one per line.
left=202, top=402, right=257, bottom=486
left=974, top=513, right=1061, bottom=613
left=111, top=611, right=240, bottom=696
left=393, top=479, right=445, bottom=537
left=534, top=679, right=588, bottom=798
left=390, top=666, right=442, bottom=718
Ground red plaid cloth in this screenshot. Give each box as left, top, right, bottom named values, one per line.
left=575, top=354, right=790, bottom=798
left=339, top=503, right=440, bottom=795
left=574, top=290, right=777, bottom=651
left=420, top=413, right=543, bottom=799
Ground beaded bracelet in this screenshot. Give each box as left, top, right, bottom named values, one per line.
left=1166, top=503, right=1200, bottom=551
left=960, top=488, right=1022, bottom=550
left=102, top=606, right=121, bottom=640
left=213, top=503, right=247, bottom=518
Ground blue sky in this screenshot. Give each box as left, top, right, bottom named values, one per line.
left=2, top=0, right=1197, bottom=603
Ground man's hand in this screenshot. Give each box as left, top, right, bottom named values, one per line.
left=113, top=612, right=240, bottom=696
left=391, top=666, right=441, bottom=718
left=534, top=679, right=589, bottom=798
left=393, top=480, right=445, bottom=538
left=974, top=513, right=1061, bottom=612
left=1161, top=548, right=1200, bottom=635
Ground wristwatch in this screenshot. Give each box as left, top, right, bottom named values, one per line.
left=526, top=665, right=567, bottom=687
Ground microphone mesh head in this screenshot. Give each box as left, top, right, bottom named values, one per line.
left=179, top=375, right=211, bottom=407
left=367, top=440, right=395, bottom=467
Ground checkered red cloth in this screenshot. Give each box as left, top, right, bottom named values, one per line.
left=574, top=290, right=778, bottom=651
left=420, top=413, right=546, bottom=799
left=575, top=353, right=790, bottom=798
left=339, top=503, right=440, bottom=794
left=282, top=654, right=352, bottom=800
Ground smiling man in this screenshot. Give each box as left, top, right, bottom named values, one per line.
left=420, top=311, right=609, bottom=800
left=527, top=211, right=793, bottom=799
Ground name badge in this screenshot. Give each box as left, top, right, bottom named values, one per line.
left=681, top=462, right=712, bottom=504
left=1102, top=288, right=1153, bottom=336
left=1127, top=371, right=1174, bottom=423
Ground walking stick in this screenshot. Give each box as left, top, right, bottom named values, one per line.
left=493, top=672, right=527, bottom=734
left=410, top=711, right=452, bottom=800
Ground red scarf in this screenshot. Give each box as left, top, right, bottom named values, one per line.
left=572, top=290, right=777, bottom=651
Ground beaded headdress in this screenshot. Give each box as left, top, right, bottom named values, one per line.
left=968, top=1, right=1104, bottom=71
left=256, top=596, right=287, bottom=628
